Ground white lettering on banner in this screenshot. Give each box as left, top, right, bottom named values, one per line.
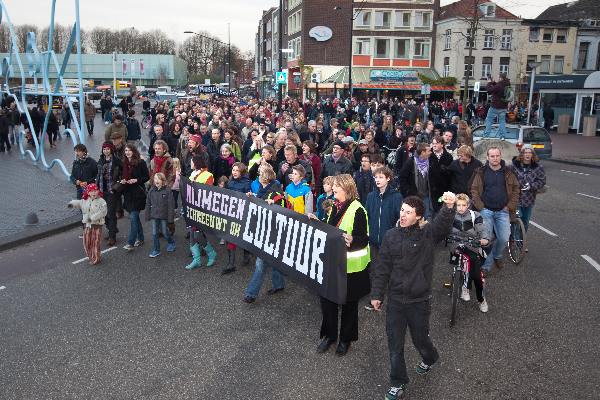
left=311, top=229, right=327, bottom=284
left=228, top=197, right=237, bottom=218
left=243, top=202, right=257, bottom=242
left=296, top=225, right=314, bottom=275
left=282, top=219, right=300, bottom=267
left=201, top=190, right=212, bottom=210
left=263, top=209, right=275, bottom=255
left=273, top=214, right=287, bottom=258
left=220, top=193, right=229, bottom=215
left=254, top=206, right=266, bottom=248
left=212, top=192, right=221, bottom=213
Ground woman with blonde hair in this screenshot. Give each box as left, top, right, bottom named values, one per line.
left=457, top=120, right=473, bottom=147
left=314, top=174, right=371, bottom=356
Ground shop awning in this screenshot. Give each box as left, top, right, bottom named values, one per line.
left=311, top=67, right=454, bottom=91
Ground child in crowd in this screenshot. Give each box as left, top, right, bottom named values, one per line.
left=316, top=176, right=334, bottom=221
left=145, top=172, right=175, bottom=258
left=222, top=162, right=252, bottom=274
left=68, top=183, right=108, bottom=265
left=171, top=157, right=181, bottom=210
left=452, top=193, right=490, bottom=313
left=186, top=155, right=217, bottom=269
left=285, top=164, right=313, bottom=215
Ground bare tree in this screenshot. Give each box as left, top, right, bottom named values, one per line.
left=0, top=25, right=10, bottom=53
left=15, top=24, right=38, bottom=52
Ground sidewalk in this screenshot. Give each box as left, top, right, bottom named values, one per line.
left=549, top=132, right=600, bottom=168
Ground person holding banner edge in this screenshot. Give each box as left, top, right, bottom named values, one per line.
left=314, top=174, right=371, bottom=357
left=185, top=155, right=218, bottom=270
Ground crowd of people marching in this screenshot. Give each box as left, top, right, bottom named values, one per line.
left=4, top=84, right=547, bottom=399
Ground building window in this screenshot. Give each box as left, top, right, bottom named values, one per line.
left=466, top=28, right=475, bottom=48
left=499, top=57, right=510, bottom=75
left=354, top=38, right=371, bottom=55
left=287, top=0, right=302, bottom=10
left=554, top=56, right=564, bottom=74
left=266, top=39, right=271, bottom=51
left=375, top=11, right=392, bottom=29
left=395, top=39, right=410, bottom=58
left=464, top=56, right=475, bottom=77
left=394, top=11, right=411, bottom=28
left=556, top=29, right=567, bottom=43
left=540, top=55, right=551, bottom=74
left=485, top=4, right=495, bottom=17
left=501, top=29, right=512, bottom=50
left=526, top=55, right=537, bottom=72
left=375, top=39, right=390, bottom=58
left=415, top=11, right=432, bottom=29
left=356, top=10, right=371, bottom=28
left=529, top=27, right=539, bottom=42
left=444, top=29, right=451, bottom=50
left=287, top=10, right=302, bottom=35
left=578, top=41, right=590, bottom=69
left=542, top=29, right=554, bottom=43
left=483, top=29, right=495, bottom=49
left=597, top=43, right=600, bottom=70
left=443, top=57, right=450, bottom=77
left=482, top=57, right=493, bottom=77
left=413, top=39, right=430, bottom=59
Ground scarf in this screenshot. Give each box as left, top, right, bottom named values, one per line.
left=415, top=155, right=429, bottom=178
left=331, top=153, right=342, bottom=163
left=122, top=158, right=133, bottom=180
left=153, top=155, right=167, bottom=173
left=100, top=158, right=113, bottom=194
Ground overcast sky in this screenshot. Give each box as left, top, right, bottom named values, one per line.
left=3, top=0, right=572, bottom=53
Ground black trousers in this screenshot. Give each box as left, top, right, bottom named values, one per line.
left=320, top=297, right=358, bottom=342
left=86, top=120, right=94, bottom=134
left=463, top=248, right=485, bottom=303
left=387, top=300, right=439, bottom=386
left=0, top=132, right=10, bottom=151
left=104, top=193, right=119, bottom=240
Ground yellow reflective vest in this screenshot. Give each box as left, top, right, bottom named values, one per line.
left=328, top=199, right=370, bottom=273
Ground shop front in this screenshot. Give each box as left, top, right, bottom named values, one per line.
left=535, top=72, right=600, bottom=134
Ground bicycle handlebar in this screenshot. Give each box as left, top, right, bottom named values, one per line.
left=446, top=234, right=482, bottom=248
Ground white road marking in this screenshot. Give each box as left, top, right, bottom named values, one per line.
left=581, top=255, right=600, bottom=273
left=577, top=193, right=600, bottom=201
left=72, top=246, right=117, bottom=265
left=529, top=221, right=558, bottom=237
left=560, top=169, right=590, bottom=176
left=0, top=286, right=6, bottom=290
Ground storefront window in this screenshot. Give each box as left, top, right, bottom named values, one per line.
left=541, top=92, right=576, bottom=126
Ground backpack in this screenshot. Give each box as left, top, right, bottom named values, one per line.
left=502, top=85, right=514, bottom=103
left=268, top=192, right=293, bottom=210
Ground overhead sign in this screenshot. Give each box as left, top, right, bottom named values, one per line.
left=370, top=69, right=419, bottom=82
left=183, top=179, right=348, bottom=304
left=309, top=26, right=333, bottom=42
left=534, top=74, right=587, bottom=89
left=196, top=85, right=238, bottom=96
left=474, top=81, right=480, bottom=92
left=421, top=84, right=431, bottom=95
left=276, top=71, right=288, bottom=85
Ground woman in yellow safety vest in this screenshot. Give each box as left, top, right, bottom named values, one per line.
left=316, top=173, right=371, bottom=356
left=185, top=155, right=218, bottom=270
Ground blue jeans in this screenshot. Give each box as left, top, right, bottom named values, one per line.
left=151, top=219, right=174, bottom=252
left=127, top=210, right=144, bottom=246
left=244, top=257, right=285, bottom=299
left=423, top=195, right=433, bottom=221
left=519, top=206, right=533, bottom=232
left=485, top=107, right=507, bottom=137
left=480, top=208, right=510, bottom=271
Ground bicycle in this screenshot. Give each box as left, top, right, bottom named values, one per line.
left=507, top=211, right=527, bottom=265
left=141, top=112, right=152, bottom=130
left=443, top=234, right=485, bottom=327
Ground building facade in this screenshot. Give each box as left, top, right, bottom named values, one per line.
left=434, top=0, right=520, bottom=100
left=256, top=7, right=278, bottom=99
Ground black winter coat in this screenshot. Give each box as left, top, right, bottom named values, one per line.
left=428, top=151, right=453, bottom=211
left=447, top=157, right=483, bottom=195
left=70, top=156, right=98, bottom=187
left=371, top=206, right=455, bottom=304
left=122, top=160, right=150, bottom=212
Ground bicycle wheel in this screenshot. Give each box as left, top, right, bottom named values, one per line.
left=508, top=218, right=527, bottom=265
left=449, top=269, right=461, bottom=327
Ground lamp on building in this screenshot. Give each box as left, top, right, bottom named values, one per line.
left=527, top=61, right=542, bottom=126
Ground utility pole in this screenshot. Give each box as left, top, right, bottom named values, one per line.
left=228, top=23, right=231, bottom=89
left=278, top=0, right=283, bottom=111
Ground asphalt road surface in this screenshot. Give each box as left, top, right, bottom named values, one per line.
left=1, top=160, right=599, bottom=400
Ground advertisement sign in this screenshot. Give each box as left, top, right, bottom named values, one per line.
left=370, top=69, right=419, bottom=82
left=140, top=59, right=144, bottom=76
left=309, top=26, right=333, bottom=42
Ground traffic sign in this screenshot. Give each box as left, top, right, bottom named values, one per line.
left=420, top=84, right=431, bottom=95
left=275, top=71, right=288, bottom=85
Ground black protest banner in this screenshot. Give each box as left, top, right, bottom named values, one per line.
left=182, top=177, right=348, bottom=304
left=196, top=85, right=239, bottom=97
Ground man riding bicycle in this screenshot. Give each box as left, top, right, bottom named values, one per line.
left=470, top=147, right=520, bottom=273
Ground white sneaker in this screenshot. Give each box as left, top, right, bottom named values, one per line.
left=479, top=299, right=489, bottom=313
left=123, top=244, right=134, bottom=251
left=134, top=240, right=144, bottom=247
left=461, top=287, right=470, bottom=301
left=219, top=239, right=225, bottom=245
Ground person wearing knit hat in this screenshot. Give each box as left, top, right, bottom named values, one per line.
left=68, top=183, right=108, bottom=265
left=189, top=134, right=202, bottom=144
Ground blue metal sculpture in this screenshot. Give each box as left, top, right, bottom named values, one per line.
left=0, top=0, right=85, bottom=178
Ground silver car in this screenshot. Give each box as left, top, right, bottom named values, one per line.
left=472, top=124, right=553, bottom=159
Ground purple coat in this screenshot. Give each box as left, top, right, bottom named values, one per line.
left=511, top=158, right=546, bottom=208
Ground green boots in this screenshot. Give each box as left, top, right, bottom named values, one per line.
left=185, top=244, right=203, bottom=270
left=205, top=243, right=217, bottom=267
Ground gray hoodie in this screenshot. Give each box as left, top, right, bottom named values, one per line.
left=145, top=185, right=175, bottom=222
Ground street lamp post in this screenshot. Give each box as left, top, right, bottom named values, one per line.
left=334, top=4, right=365, bottom=99
left=527, top=61, right=542, bottom=126
left=184, top=30, right=231, bottom=87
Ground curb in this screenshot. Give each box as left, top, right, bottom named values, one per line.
left=545, top=158, right=600, bottom=170
left=0, top=215, right=81, bottom=253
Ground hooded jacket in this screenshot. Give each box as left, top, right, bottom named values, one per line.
left=365, top=185, right=403, bottom=247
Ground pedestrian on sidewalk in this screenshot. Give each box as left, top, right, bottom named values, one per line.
left=0, top=110, right=12, bottom=152
left=84, top=100, right=95, bottom=135
left=70, top=144, right=97, bottom=199
left=121, top=145, right=149, bottom=251
left=145, top=172, right=175, bottom=258
left=68, top=184, right=108, bottom=265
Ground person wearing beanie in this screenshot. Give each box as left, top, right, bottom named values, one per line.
left=181, top=133, right=210, bottom=177
left=319, top=140, right=354, bottom=192
left=68, top=184, right=108, bottom=265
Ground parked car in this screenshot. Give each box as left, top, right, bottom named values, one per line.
left=472, top=124, right=553, bottom=159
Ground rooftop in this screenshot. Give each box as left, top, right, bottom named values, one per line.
left=536, top=0, right=600, bottom=21
left=439, top=0, right=519, bottom=21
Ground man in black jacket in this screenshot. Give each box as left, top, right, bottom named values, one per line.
left=370, top=193, right=456, bottom=400
left=447, top=145, right=482, bottom=195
